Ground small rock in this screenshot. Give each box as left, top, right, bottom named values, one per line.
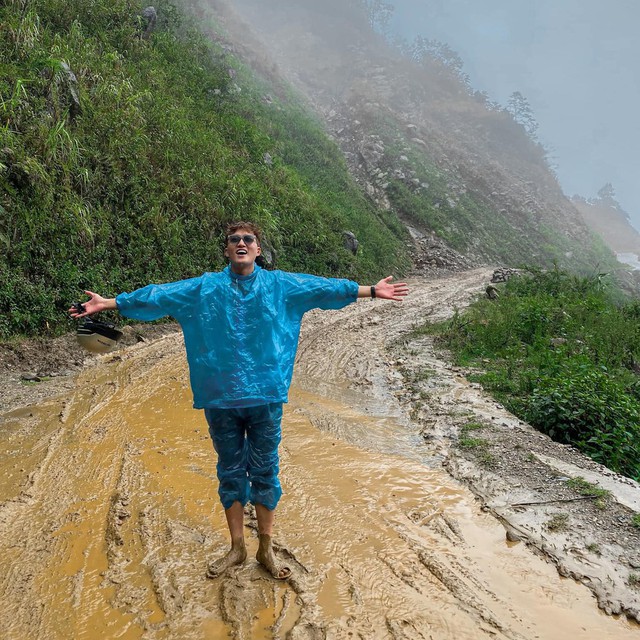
left=140, top=6, right=157, bottom=39
left=342, top=231, right=359, bottom=255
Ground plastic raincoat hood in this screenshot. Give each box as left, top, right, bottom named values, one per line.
left=116, top=266, right=359, bottom=408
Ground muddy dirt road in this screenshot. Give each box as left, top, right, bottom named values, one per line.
left=1, top=269, right=638, bottom=639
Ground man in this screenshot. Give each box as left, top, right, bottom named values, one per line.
left=69, top=221, right=408, bottom=580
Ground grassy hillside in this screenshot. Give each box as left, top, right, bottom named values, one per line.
left=431, top=268, right=640, bottom=481
left=216, top=0, right=618, bottom=273
left=0, top=0, right=407, bottom=338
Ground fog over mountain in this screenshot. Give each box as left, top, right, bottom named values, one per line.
left=388, top=0, right=639, bottom=226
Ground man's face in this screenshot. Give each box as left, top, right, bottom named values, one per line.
left=224, top=228, right=261, bottom=271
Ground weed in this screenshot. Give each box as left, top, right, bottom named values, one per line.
left=585, top=543, right=601, bottom=555
left=459, top=437, right=487, bottom=449
left=477, top=451, right=498, bottom=469
left=460, top=421, right=485, bottom=433
left=546, top=513, right=570, bottom=532
left=632, top=514, right=640, bottom=529
left=629, top=574, right=640, bottom=589
left=566, top=477, right=610, bottom=501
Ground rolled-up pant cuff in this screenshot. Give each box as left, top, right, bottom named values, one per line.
left=205, top=403, right=284, bottom=510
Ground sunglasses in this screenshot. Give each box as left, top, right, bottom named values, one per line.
left=227, top=234, right=257, bottom=245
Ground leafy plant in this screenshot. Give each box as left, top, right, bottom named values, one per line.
left=432, top=268, right=640, bottom=481
left=0, top=0, right=408, bottom=339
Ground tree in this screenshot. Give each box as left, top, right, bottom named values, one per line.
left=595, top=183, right=625, bottom=215
left=506, top=91, right=539, bottom=140
left=597, top=182, right=616, bottom=203
left=362, top=0, right=394, bottom=35
left=404, top=35, right=468, bottom=88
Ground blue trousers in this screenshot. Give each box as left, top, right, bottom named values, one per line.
left=204, top=403, right=283, bottom=511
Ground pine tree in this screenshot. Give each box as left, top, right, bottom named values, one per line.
left=506, top=91, right=539, bottom=140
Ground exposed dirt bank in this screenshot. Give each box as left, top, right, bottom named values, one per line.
left=1, top=269, right=639, bottom=639
left=0, top=322, right=177, bottom=415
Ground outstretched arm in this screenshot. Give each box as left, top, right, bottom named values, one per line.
left=358, top=276, right=409, bottom=302
left=68, top=291, right=117, bottom=318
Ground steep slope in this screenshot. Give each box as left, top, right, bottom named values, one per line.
left=0, top=0, right=407, bottom=338
left=199, top=0, right=616, bottom=272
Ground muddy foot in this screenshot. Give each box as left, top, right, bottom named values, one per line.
left=206, top=540, right=247, bottom=578
left=256, top=533, right=291, bottom=580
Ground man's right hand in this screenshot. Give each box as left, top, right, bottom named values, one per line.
left=68, top=291, right=117, bottom=318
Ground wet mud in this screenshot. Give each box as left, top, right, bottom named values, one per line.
left=1, top=269, right=639, bottom=639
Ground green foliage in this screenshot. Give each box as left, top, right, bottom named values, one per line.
left=0, top=0, right=408, bottom=339
left=565, top=477, right=610, bottom=501
left=434, top=267, right=640, bottom=481
left=506, top=91, right=539, bottom=141
left=366, top=121, right=616, bottom=270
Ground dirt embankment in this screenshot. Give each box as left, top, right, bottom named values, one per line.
left=0, top=269, right=639, bottom=639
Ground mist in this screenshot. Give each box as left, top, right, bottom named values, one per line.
left=388, top=0, right=640, bottom=225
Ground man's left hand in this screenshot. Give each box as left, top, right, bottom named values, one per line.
left=374, top=276, right=409, bottom=301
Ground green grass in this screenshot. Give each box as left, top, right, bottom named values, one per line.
left=460, top=421, right=485, bottom=433
left=0, top=0, right=408, bottom=339
left=431, top=267, right=640, bottom=481
left=566, top=477, right=610, bottom=509
left=566, top=477, right=609, bottom=499
left=459, top=436, right=487, bottom=449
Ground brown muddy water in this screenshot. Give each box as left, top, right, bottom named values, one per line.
left=1, top=277, right=638, bottom=639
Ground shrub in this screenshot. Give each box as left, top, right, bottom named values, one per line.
left=434, top=267, right=640, bottom=481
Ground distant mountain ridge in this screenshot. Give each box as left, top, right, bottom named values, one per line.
left=572, top=197, right=640, bottom=258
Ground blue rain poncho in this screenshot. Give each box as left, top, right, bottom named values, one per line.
left=116, top=265, right=359, bottom=409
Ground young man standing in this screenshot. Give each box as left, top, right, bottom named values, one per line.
left=70, top=222, right=408, bottom=579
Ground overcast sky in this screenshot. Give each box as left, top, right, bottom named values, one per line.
left=388, top=0, right=639, bottom=225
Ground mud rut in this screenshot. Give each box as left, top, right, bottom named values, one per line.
left=0, top=269, right=636, bottom=639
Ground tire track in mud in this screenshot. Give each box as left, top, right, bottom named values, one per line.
left=0, top=271, right=637, bottom=639
left=0, top=372, right=126, bottom=639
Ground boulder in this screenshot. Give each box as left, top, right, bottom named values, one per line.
left=141, top=6, right=157, bottom=39
left=342, top=231, right=359, bottom=255
left=60, top=62, right=81, bottom=119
